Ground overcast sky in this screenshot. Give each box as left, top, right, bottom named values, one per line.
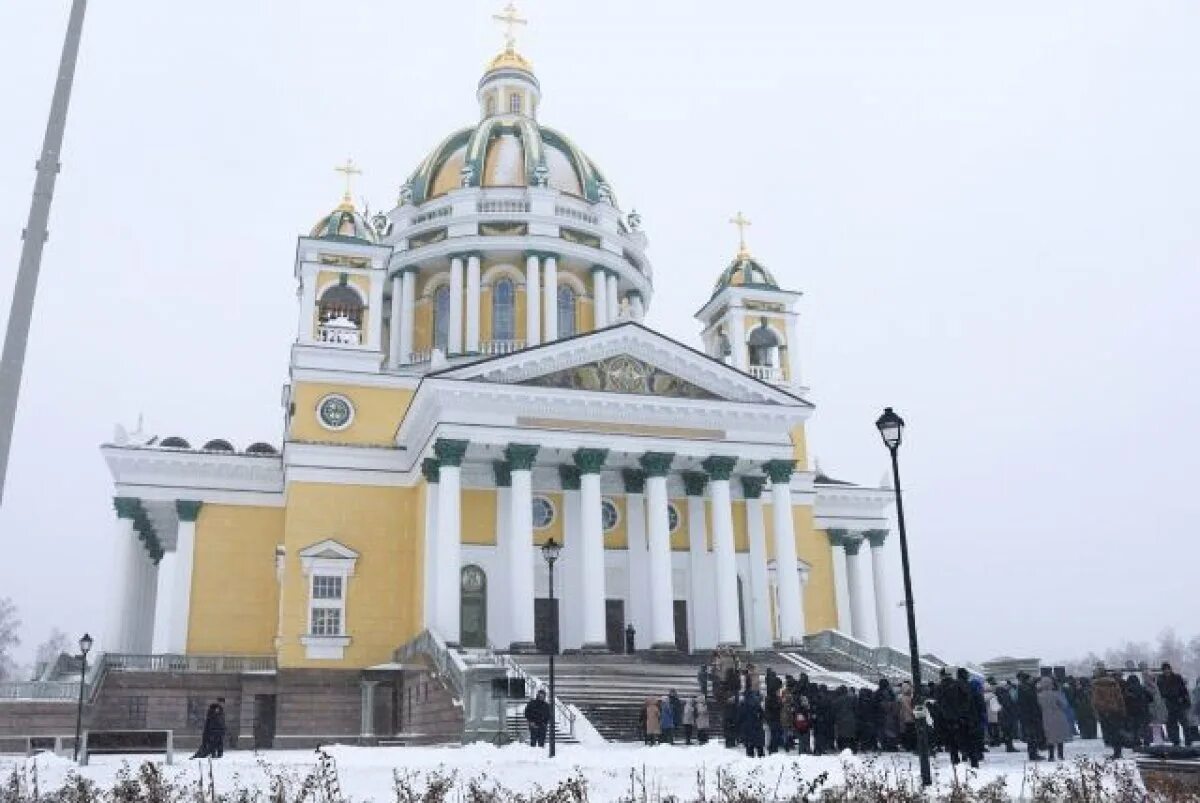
left=1, top=1, right=1197, bottom=667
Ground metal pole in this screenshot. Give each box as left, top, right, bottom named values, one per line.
left=548, top=558, right=556, bottom=758
left=890, top=447, right=933, bottom=786
left=73, top=649, right=88, bottom=761
left=0, top=0, right=88, bottom=505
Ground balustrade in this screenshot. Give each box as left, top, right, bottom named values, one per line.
left=481, top=339, right=525, bottom=356
left=748, top=364, right=784, bottom=383
left=317, top=320, right=361, bottom=345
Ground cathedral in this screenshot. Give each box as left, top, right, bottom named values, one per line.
left=89, top=8, right=897, bottom=745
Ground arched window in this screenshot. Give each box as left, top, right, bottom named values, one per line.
left=747, top=324, right=781, bottom=367
left=557, top=286, right=577, bottom=337
left=460, top=565, right=487, bottom=649
left=509, top=92, right=522, bottom=114
left=492, top=278, right=515, bottom=341
left=317, top=284, right=364, bottom=344
left=485, top=94, right=497, bottom=117
left=433, top=285, right=450, bottom=352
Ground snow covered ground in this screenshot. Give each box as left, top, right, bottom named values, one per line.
left=1, top=739, right=1129, bottom=801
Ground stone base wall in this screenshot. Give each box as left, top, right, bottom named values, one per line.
left=400, top=668, right=462, bottom=743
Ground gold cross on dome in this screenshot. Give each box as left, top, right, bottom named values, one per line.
left=493, top=2, right=527, bottom=52
left=334, top=157, right=362, bottom=201
left=730, top=211, right=752, bottom=257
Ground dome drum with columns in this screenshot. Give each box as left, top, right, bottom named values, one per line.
left=84, top=6, right=899, bottom=748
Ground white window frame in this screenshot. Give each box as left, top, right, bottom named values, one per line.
left=298, top=539, right=359, bottom=659
left=509, top=92, right=522, bottom=114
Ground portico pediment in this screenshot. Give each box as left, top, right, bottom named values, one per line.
left=431, top=323, right=810, bottom=407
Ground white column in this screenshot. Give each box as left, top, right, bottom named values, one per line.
left=421, top=461, right=440, bottom=630
left=298, top=273, right=316, bottom=342
left=400, top=269, right=416, bottom=364
left=367, top=272, right=385, bottom=350
left=125, top=545, right=149, bottom=653
left=493, top=473, right=511, bottom=649
left=542, top=254, right=558, bottom=342
left=766, top=462, right=805, bottom=644
left=525, top=253, right=541, bottom=347
left=829, top=531, right=852, bottom=634
left=169, top=501, right=200, bottom=653
left=684, top=479, right=716, bottom=651
left=560, top=468, right=583, bottom=651
left=844, top=536, right=871, bottom=643
left=867, top=530, right=892, bottom=648
left=592, top=267, right=608, bottom=329
left=641, top=453, right=676, bottom=650
left=784, top=316, right=802, bottom=385
left=465, top=253, right=481, bottom=353
left=729, top=306, right=747, bottom=370
left=506, top=445, right=538, bottom=650
left=137, top=557, right=159, bottom=654
left=434, top=440, right=467, bottom=644
left=107, top=507, right=138, bottom=654
left=575, top=449, right=607, bottom=650
left=448, top=255, right=464, bottom=354
left=388, top=274, right=404, bottom=368
left=703, top=457, right=741, bottom=646
left=742, top=480, right=773, bottom=649
left=607, top=273, right=620, bottom=323
left=623, top=473, right=650, bottom=649
left=151, top=550, right=176, bottom=653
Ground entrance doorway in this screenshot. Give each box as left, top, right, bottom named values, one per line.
left=460, top=565, right=487, bottom=648
left=605, top=599, right=625, bottom=653
left=673, top=600, right=689, bottom=652
left=252, top=695, right=276, bottom=750
left=534, top=597, right=559, bottom=654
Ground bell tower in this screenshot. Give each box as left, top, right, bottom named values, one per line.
left=695, top=212, right=806, bottom=392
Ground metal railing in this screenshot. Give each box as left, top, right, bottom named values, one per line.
left=497, top=654, right=576, bottom=738
left=748, top=364, right=784, bottom=383
left=103, top=654, right=276, bottom=673
left=396, top=629, right=468, bottom=700
left=481, top=339, right=525, bottom=356
left=805, top=631, right=946, bottom=682
left=317, top=322, right=361, bottom=345
left=0, top=681, right=78, bottom=700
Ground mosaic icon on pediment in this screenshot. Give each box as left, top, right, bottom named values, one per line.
left=518, top=354, right=720, bottom=400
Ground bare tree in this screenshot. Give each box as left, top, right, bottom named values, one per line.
left=31, top=628, right=70, bottom=680
left=0, top=597, right=20, bottom=682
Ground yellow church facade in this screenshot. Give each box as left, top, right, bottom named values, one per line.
left=95, top=16, right=894, bottom=743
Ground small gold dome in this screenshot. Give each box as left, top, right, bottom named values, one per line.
left=486, top=46, right=533, bottom=74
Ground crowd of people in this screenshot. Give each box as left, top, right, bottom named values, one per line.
left=623, top=650, right=1200, bottom=764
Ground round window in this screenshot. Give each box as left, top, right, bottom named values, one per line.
left=532, top=496, right=555, bottom=529
left=316, top=394, right=354, bottom=431
left=601, top=498, right=620, bottom=532
left=667, top=503, right=680, bottom=533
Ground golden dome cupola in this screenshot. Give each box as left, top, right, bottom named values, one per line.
left=309, top=158, right=379, bottom=244
left=477, top=2, right=540, bottom=121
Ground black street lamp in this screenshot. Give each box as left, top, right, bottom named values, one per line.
left=875, top=407, right=933, bottom=787
left=539, top=537, right=562, bottom=758
left=73, top=632, right=93, bottom=762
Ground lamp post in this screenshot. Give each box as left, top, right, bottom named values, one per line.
left=875, top=407, right=932, bottom=787
left=73, top=632, right=93, bottom=761
left=539, top=537, right=562, bottom=758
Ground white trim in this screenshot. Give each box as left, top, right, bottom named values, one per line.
left=316, top=278, right=367, bottom=304
left=481, top=262, right=525, bottom=287
left=299, top=539, right=358, bottom=660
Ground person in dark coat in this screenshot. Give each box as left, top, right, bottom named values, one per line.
left=1157, top=663, right=1194, bottom=747
left=966, top=675, right=988, bottom=765
left=765, top=668, right=782, bottom=698
left=1016, top=672, right=1045, bottom=760
left=697, top=664, right=710, bottom=700
left=832, top=686, right=857, bottom=752
left=524, top=690, right=551, bottom=747
left=1071, top=678, right=1098, bottom=740
left=994, top=680, right=1019, bottom=752
left=1123, top=674, right=1152, bottom=748
left=765, top=689, right=784, bottom=754
left=722, top=694, right=739, bottom=748
left=855, top=687, right=880, bottom=752
left=1091, top=669, right=1129, bottom=759
left=737, top=690, right=766, bottom=757
left=811, top=686, right=835, bottom=755
left=193, top=698, right=227, bottom=759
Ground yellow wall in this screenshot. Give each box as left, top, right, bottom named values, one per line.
left=187, top=505, right=284, bottom=655
left=801, top=512, right=838, bottom=632
left=602, top=495, right=627, bottom=548
left=533, top=492, right=564, bottom=546
left=279, top=482, right=423, bottom=669
left=414, top=297, right=432, bottom=353
left=289, top=382, right=414, bottom=446
left=462, top=489, right=498, bottom=545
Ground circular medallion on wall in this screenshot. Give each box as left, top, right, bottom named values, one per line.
left=601, top=498, right=620, bottom=532
left=316, top=393, right=355, bottom=431
left=667, top=503, right=681, bottom=533
left=532, top=495, right=555, bottom=530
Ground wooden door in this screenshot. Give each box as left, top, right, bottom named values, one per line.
left=673, top=600, right=689, bottom=653
left=605, top=599, right=625, bottom=653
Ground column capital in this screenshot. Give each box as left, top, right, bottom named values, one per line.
left=558, top=464, right=581, bottom=491
left=526, top=249, right=556, bottom=261
left=433, top=438, right=469, bottom=467
left=681, top=471, right=708, bottom=497
left=843, top=536, right=864, bottom=556
left=763, top=459, right=797, bottom=484
left=463, top=250, right=484, bottom=262
left=492, top=460, right=512, bottom=488
left=621, top=468, right=646, bottom=494
left=175, top=500, right=203, bottom=522
left=389, top=265, right=420, bottom=280
left=864, top=529, right=888, bottom=548
left=448, top=252, right=470, bottom=263
left=700, top=456, right=737, bottom=481
left=638, top=451, right=675, bottom=477
left=113, top=496, right=141, bottom=520
left=421, top=457, right=441, bottom=484
left=825, top=527, right=849, bottom=546
left=524, top=250, right=543, bottom=262
left=740, top=476, right=766, bottom=499
left=572, top=447, right=608, bottom=475
left=504, top=443, right=539, bottom=471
